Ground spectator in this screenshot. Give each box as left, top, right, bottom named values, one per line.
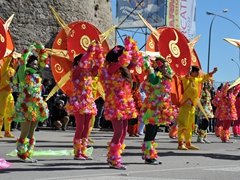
left=51, top=100, right=69, bottom=131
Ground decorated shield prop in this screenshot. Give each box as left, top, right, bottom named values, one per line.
left=51, top=22, right=78, bottom=96
left=0, top=20, right=7, bottom=60
left=146, top=27, right=165, bottom=53
left=0, top=17, right=14, bottom=57
left=67, top=22, right=100, bottom=61
left=158, top=27, right=191, bottom=76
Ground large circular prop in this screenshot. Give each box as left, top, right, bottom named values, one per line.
left=67, top=21, right=100, bottom=61
left=0, top=20, right=7, bottom=60
left=158, top=27, right=191, bottom=76
left=51, top=22, right=78, bottom=96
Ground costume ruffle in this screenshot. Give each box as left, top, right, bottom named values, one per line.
left=65, top=42, right=104, bottom=115
left=12, top=73, right=49, bottom=122
left=139, top=77, right=178, bottom=126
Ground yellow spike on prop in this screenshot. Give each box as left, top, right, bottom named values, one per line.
left=188, top=35, right=201, bottom=52
left=197, top=101, right=209, bottom=121
left=228, top=77, right=240, bottom=90
left=45, top=71, right=71, bottom=101
left=99, top=25, right=117, bottom=44
left=49, top=6, right=70, bottom=35
left=136, top=12, right=160, bottom=40
left=46, top=48, right=70, bottom=60
left=3, top=14, right=14, bottom=31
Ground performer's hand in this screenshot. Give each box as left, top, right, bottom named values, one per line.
left=211, top=67, right=218, bottom=74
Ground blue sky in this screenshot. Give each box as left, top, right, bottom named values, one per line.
left=111, top=0, right=240, bottom=83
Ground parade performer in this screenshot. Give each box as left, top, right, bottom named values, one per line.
left=65, top=41, right=104, bottom=160
left=233, top=93, right=240, bottom=136
left=128, top=80, right=142, bottom=137
left=12, top=42, right=49, bottom=162
left=100, top=36, right=142, bottom=170
left=177, top=66, right=217, bottom=150
left=0, top=55, right=17, bottom=138
left=196, top=80, right=214, bottom=143
left=139, top=56, right=178, bottom=165
left=211, top=88, right=223, bottom=137
left=217, top=82, right=240, bottom=142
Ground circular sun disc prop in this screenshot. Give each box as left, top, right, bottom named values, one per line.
left=0, top=20, right=7, bottom=59
left=67, top=21, right=100, bottom=61
left=158, top=27, right=191, bottom=76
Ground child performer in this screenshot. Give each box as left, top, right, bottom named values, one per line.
left=128, top=79, right=142, bottom=137
left=211, top=88, right=223, bottom=137
left=0, top=54, right=17, bottom=138
left=177, top=66, right=217, bottom=150
left=196, top=80, right=214, bottom=143
left=233, top=93, right=240, bottom=137
left=100, top=36, right=142, bottom=170
left=13, top=42, right=49, bottom=162
left=218, top=82, right=240, bottom=142
left=65, top=41, right=104, bottom=160
left=139, top=56, right=178, bottom=165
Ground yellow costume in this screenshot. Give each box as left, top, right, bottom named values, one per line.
left=0, top=56, right=16, bottom=138
left=177, top=74, right=211, bottom=150
left=87, top=76, right=105, bottom=143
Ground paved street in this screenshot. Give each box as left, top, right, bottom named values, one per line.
left=1, top=127, right=240, bottom=180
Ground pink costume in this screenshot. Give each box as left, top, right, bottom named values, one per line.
left=233, top=96, right=240, bottom=136
left=211, top=89, right=223, bottom=137
left=217, top=83, right=240, bottom=142
left=100, top=36, right=142, bottom=169
left=65, top=42, right=104, bottom=160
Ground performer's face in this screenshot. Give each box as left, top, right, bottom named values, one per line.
left=191, top=71, right=199, bottom=77
left=158, top=62, right=168, bottom=74
left=29, top=60, right=38, bottom=70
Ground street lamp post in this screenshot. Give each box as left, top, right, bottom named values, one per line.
left=231, top=58, right=240, bottom=77
left=206, top=9, right=228, bottom=73
left=206, top=13, right=240, bottom=64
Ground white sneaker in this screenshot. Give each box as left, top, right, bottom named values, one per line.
left=203, top=139, right=211, bottom=143
left=197, top=138, right=205, bottom=143
left=20, top=158, right=38, bottom=163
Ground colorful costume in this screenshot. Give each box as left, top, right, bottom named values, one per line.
left=211, top=89, right=223, bottom=137
left=196, top=82, right=214, bottom=143
left=233, top=95, right=240, bottom=136
left=0, top=56, right=16, bottom=138
left=128, top=85, right=142, bottom=136
left=217, top=83, right=240, bottom=142
left=177, top=73, right=212, bottom=150
left=65, top=42, right=104, bottom=160
left=100, top=36, right=142, bottom=169
left=13, top=42, right=49, bottom=162
left=139, top=57, right=177, bottom=163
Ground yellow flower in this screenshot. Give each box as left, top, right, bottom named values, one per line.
left=156, top=71, right=163, bottom=78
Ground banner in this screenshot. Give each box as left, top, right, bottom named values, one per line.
left=116, top=0, right=166, bottom=28
left=166, top=0, right=196, bottom=41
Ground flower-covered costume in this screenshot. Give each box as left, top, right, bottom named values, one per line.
left=139, top=56, right=178, bottom=162
left=100, top=36, right=143, bottom=169
left=217, top=83, right=240, bottom=142
left=196, top=84, right=214, bottom=143
left=128, top=79, right=142, bottom=136
left=13, top=42, right=49, bottom=161
left=211, top=89, right=223, bottom=137
left=65, top=42, right=104, bottom=159
left=0, top=56, right=16, bottom=138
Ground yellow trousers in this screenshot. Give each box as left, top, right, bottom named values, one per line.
left=88, top=116, right=95, bottom=137
left=0, top=92, right=15, bottom=133
left=177, top=103, right=195, bottom=144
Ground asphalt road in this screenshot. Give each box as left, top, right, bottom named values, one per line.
left=1, top=127, right=240, bottom=180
